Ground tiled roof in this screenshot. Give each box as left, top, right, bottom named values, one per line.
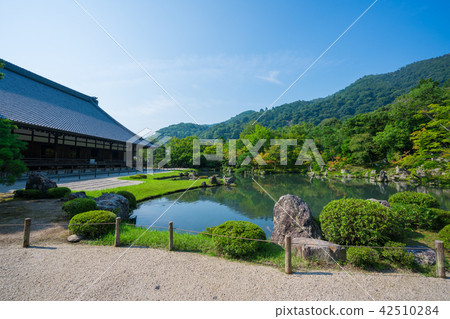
left=0, top=60, right=136, bottom=143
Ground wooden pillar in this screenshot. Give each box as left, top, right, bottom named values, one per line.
left=23, top=218, right=31, bottom=248
left=169, top=222, right=174, bottom=251
left=436, top=240, right=446, bottom=278
left=285, top=235, right=292, bottom=274
left=114, top=217, right=121, bottom=247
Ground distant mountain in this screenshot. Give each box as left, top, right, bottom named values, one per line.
left=157, top=53, right=450, bottom=139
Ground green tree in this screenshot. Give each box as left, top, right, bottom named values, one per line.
left=0, top=119, right=28, bottom=185
left=0, top=62, right=28, bottom=184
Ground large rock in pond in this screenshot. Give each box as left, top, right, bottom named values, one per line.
left=292, top=238, right=346, bottom=263
left=94, top=193, right=130, bottom=219
left=25, top=172, right=57, bottom=193
left=272, top=195, right=322, bottom=245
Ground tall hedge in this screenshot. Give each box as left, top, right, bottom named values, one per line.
left=319, top=198, right=401, bottom=246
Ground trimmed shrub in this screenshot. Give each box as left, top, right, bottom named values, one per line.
left=429, top=208, right=450, bottom=230
left=381, top=241, right=415, bottom=269
left=129, top=174, right=147, bottom=179
left=438, top=225, right=450, bottom=250
left=319, top=198, right=401, bottom=246
left=116, top=191, right=137, bottom=210
left=62, top=198, right=97, bottom=218
left=47, top=187, right=71, bottom=199
left=20, top=189, right=46, bottom=199
left=388, top=191, right=439, bottom=209
left=346, top=247, right=379, bottom=269
left=391, top=204, right=437, bottom=230
left=211, top=221, right=266, bottom=257
left=68, top=210, right=116, bottom=238
left=13, top=189, right=25, bottom=198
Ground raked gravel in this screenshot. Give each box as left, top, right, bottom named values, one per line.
left=0, top=244, right=448, bottom=301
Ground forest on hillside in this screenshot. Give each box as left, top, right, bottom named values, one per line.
left=158, top=54, right=450, bottom=139
left=153, top=79, right=450, bottom=185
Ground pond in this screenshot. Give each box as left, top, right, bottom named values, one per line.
left=131, top=174, right=450, bottom=237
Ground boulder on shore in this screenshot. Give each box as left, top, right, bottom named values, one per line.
left=223, top=176, right=235, bottom=185
left=94, top=193, right=130, bottom=219
left=367, top=198, right=391, bottom=209
left=209, top=175, right=219, bottom=185
left=406, top=247, right=436, bottom=266
left=68, top=192, right=88, bottom=200
left=292, top=237, right=346, bottom=263
left=25, top=172, right=57, bottom=193
left=271, top=195, right=322, bottom=246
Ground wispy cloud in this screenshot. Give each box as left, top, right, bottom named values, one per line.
left=257, top=70, right=283, bottom=85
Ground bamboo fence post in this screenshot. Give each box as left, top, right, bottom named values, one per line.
left=23, top=218, right=31, bottom=248
left=169, top=221, right=174, bottom=251
left=285, top=235, right=292, bottom=274
left=435, top=240, right=446, bottom=279
left=114, top=217, right=121, bottom=247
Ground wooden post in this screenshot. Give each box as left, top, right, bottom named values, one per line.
left=285, top=235, right=292, bottom=274
left=169, top=221, right=173, bottom=251
left=23, top=218, right=31, bottom=248
left=114, top=217, right=121, bottom=247
left=436, top=240, right=446, bottom=278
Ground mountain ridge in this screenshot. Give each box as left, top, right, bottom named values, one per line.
left=157, top=53, right=450, bottom=139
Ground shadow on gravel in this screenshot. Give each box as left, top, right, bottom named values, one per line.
left=28, top=246, right=57, bottom=250
left=293, top=271, right=333, bottom=276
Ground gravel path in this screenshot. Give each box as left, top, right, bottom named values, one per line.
left=0, top=244, right=448, bottom=301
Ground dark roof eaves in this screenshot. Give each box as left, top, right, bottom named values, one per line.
left=2, top=59, right=137, bottom=139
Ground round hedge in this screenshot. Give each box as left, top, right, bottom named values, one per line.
left=62, top=198, right=97, bottom=218
left=116, top=191, right=137, bottom=209
left=319, top=198, right=401, bottom=246
left=68, top=210, right=116, bottom=238
left=388, top=191, right=439, bottom=209
left=346, top=247, right=379, bottom=269
left=381, top=241, right=415, bottom=269
left=47, top=187, right=71, bottom=198
left=438, top=225, right=450, bottom=250
left=429, top=208, right=450, bottom=230
left=21, top=189, right=46, bottom=199
left=390, top=204, right=437, bottom=230
left=211, top=221, right=266, bottom=257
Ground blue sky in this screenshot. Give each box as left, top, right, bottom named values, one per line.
left=1, top=0, right=449, bottom=132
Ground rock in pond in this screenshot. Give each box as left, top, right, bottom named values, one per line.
left=94, top=193, right=130, bottom=219
left=272, top=194, right=322, bottom=245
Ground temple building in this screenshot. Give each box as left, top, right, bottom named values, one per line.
left=0, top=60, right=140, bottom=171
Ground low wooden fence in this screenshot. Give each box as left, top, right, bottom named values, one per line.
left=3, top=218, right=447, bottom=278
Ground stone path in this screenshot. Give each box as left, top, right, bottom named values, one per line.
left=57, top=177, right=143, bottom=191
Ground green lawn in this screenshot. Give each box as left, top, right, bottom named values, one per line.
left=83, top=171, right=211, bottom=202
left=88, top=224, right=308, bottom=271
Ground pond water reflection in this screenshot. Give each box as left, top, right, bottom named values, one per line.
left=132, top=175, right=450, bottom=237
